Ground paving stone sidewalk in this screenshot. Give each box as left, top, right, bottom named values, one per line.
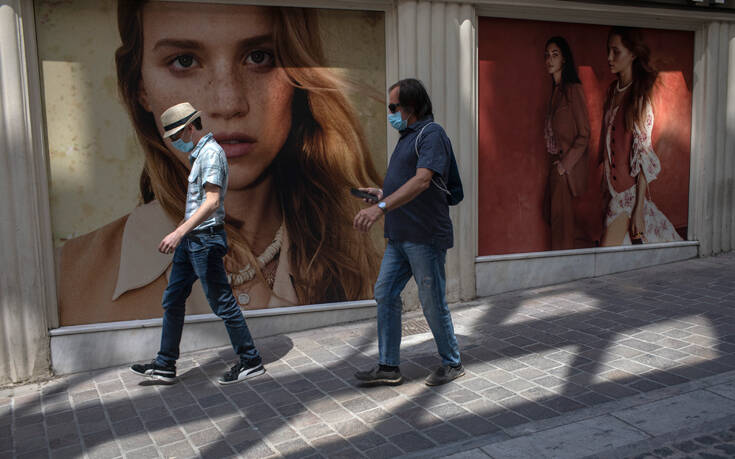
left=420, top=368, right=735, bottom=459
left=630, top=424, right=735, bottom=459
left=2, top=253, right=735, bottom=459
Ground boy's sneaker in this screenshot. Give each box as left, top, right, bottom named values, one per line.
left=425, top=364, right=465, bottom=386
left=130, top=361, right=176, bottom=384
left=218, top=361, right=266, bottom=385
left=354, top=365, right=403, bottom=386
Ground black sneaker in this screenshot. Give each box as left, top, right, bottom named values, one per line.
left=218, top=361, right=266, bottom=385
left=425, top=364, right=465, bottom=386
left=354, top=365, right=403, bottom=386
left=130, top=361, right=177, bottom=384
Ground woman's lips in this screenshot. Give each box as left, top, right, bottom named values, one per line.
left=215, top=134, right=256, bottom=158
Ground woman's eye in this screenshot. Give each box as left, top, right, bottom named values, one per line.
left=245, top=49, right=275, bottom=67
left=170, top=54, right=198, bottom=70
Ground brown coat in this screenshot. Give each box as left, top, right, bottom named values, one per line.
left=549, top=82, right=591, bottom=197
left=57, top=201, right=298, bottom=326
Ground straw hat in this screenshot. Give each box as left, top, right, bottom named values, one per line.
left=160, top=102, right=201, bottom=139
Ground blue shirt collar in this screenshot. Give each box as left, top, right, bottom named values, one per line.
left=188, top=132, right=214, bottom=163
left=400, top=116, right=434, bottom=137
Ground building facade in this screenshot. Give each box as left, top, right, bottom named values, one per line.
left=1, top=0, right=734, bottom=384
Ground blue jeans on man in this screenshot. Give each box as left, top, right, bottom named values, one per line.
left=355, top=239, right=463, bottom=386
left=157, top=228, right=261, bottom=368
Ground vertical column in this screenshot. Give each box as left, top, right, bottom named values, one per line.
left=430, top=2, right=446, bottom=120
left=689, top=27, right=706, bottom=249
left=0, top=0, right=54, bottom=384
left=712, top=23, right=729, bottom=253
left=395, top=1, right=477, bottom=302
left=442, top=2, right=461, bottom=300
left=728, top=24, right=735, bottom=250
left=457, top=4, right=476, bottom=302
left=416, top=1, right=432, bottom=81
left=690, top=22, right=735, bottom=256
left=397, top=1, right=417, bottom=78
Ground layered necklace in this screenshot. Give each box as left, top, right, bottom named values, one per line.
left=227, top=222, right=284, bottom=305
left=615, top=80, right=632, bottom=93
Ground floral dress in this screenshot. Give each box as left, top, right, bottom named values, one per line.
left=602, top=101, right=682, bottom=244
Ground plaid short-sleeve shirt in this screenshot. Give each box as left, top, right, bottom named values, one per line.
left=185, top=133, right=228, bottom=231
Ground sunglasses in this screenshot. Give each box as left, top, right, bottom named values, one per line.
left=169, top=124, right=190, bottom=141
left=388, top=103, right=401, bottom=113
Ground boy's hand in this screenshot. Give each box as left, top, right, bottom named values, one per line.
left=159, top=230, right=183, bottom=254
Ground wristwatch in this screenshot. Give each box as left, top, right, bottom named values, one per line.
left=378, top=201, right=388, bottom=213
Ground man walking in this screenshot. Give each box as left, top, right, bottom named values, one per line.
left=353, top=79, right=463, bottom=386
left=131, top=102, right=264, bottom=385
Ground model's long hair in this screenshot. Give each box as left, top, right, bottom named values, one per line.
left=607, top=27, right=658, bottom=132
left=115, top=1, right=382, bottom=303
left=545, top=36, right=581, bottom=97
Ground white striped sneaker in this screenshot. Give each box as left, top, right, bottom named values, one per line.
left=130, top=361, right=177, bottom=384
left=218, top=361, right=266, bottom=385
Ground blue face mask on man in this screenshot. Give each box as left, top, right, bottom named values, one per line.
left=172, top=137, right=194, bottom=153
left=388, top=111, right=407, bottom=131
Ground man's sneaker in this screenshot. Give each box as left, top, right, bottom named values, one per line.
left=425, top=364, right=465, bottom=386
left=354, top=365, right=403, bottom=386
left=218, top=361, right=266, bottom=385
left=130, top=361, right=176, bottom=384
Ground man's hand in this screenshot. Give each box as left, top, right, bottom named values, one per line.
left=353, top=205, right=384, bottom=232
left=159, top=229, right=184, bottom=254
left=554, top=161, right=566, bottom=176
left=359, top=187, right=383, bottom=203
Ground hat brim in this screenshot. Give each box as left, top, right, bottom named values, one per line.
left=162, top=111, right=201, bottom=139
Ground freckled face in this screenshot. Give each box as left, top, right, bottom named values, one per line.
left=139, top=2, right=294, bottom=190
left=607, top=34, right=635, bottom=76
left=545, top=43, right=564, bottom=75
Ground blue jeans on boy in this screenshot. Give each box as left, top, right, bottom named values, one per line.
left=156, top=228, right=261, bottom=368
left=375, top=240, right=461, bottom=367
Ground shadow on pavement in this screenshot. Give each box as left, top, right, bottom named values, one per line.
left=3, top=255, right=735, bottom=458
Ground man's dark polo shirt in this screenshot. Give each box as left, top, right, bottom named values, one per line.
left=383, top=116, right=454, bottom=249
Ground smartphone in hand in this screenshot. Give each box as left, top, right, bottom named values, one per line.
left=350, top=188, right=379, bottom=203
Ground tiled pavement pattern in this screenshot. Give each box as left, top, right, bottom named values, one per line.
left=3, top=253, right=735, bottom=458
left=629, top=425, right=735, bottom=459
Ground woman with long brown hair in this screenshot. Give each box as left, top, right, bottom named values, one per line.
left=599, top=27, right=681, bottom=246
left=56, top=1, right=382, bottom=325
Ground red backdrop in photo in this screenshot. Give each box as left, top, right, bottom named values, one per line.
left=478, top=18, right=693, bottom=256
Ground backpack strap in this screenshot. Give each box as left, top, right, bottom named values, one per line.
left=414, top=122, right=451, bottom=196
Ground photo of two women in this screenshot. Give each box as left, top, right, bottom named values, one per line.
left=479, top=18, right=692, bottom=256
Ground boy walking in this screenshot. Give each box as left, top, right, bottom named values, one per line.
left=131, top=102, right=264, bottom=385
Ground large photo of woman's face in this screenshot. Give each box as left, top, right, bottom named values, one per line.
left=478, top=17, right=692, bottom=256
left=37, top=0, right=387, bottom=325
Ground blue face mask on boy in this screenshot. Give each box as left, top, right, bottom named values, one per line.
left=388, top=111, right=407, bottom=131
left=172, top=137, right=194, bottom=153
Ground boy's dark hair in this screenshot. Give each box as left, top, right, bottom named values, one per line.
left=389, top=78, right=433, bottom=120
